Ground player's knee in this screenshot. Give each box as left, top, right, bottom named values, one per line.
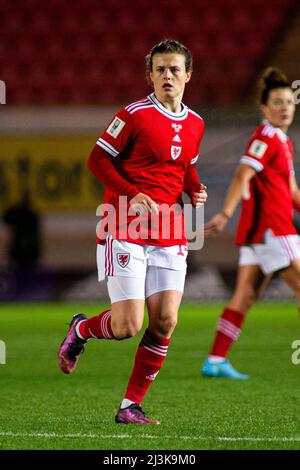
left=292, top=281, right=300, bottom=302
left=156, top=313, right=178, bottom=336
left=232, top=285, right=257, bottom=311
left=243, top=287, right=258, bottom=310
left=112, top=320, right=142, bottom=339
left=125, top=321, right=142, bottom=338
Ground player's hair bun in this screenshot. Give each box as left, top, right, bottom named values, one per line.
left=262, top=67, right=289, bottom=87
left=259, top=67, right=291, bottom=104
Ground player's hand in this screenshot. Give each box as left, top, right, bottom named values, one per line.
left=129, top=192, right=159, bottom=215
left=192, top=184, right=207, bottom=208
left=204, top=212, right=229, bottom=238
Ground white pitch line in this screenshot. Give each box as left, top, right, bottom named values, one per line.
left=1, top=432, right=300, bottom=442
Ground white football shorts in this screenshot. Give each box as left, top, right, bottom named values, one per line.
left=239, top=229, right=300, bottom=274
left=97, top=237, right=188, bottom=303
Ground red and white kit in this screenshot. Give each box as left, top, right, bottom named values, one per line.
left=237, top=120, right=300, bottom=274
left=93, top=93, right=204, bottom=246
left=89, top=93, right=204, bottom=299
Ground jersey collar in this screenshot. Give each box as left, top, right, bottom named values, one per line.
left=148, top=93, right=188, bottom=120
left=262, top=119, right=287, bottom=142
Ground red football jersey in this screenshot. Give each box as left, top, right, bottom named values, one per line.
left=94, top=93, right=204, bottom=246
left=236, top=120, right=296, bottom=245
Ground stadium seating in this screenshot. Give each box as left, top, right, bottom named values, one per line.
left=0, top=0, right=296, bottom=105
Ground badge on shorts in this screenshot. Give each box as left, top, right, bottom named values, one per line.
left=171, top=145, right=182, bottom=160
left=106, top=117, right=125, bottom=138
left=117, top=253, right=130, bottom=268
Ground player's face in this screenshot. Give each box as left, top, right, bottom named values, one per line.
left=150, top=53, right=191, bottom=104
left=261, top=88, right=295, bottom=131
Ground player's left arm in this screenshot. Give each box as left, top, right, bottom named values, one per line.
left=183, top=119, right=207, bottom=207
left=290, top=174, right=300, bottom=212
left=183, top=164, right=207, bottom=208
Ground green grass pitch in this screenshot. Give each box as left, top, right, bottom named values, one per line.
left=1, top=302, right=300, bottom=450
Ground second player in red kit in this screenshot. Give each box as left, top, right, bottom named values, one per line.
left=202, top=67, right=300, bottom=379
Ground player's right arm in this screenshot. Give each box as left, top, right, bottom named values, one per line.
left=204, top=164, right=256, bottom=236
left=88, top=109, right=139, bottom=200
left=88, top=109, right=158, bottom=212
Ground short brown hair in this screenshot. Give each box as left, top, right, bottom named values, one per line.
left=259, top=67, right=291, bottom=104
left=145, top=39, right=193, bottom=74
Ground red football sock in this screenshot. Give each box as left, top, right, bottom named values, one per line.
left=124, top=329, right=171, bottom=404
left=77, top=309, right=115, bottom=340
left=210, top=308, right=245, bottom=358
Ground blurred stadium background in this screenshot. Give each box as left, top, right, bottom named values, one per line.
left=1, top=0, right=300, bottom=303
left=2, top=0, right=300, bottom=453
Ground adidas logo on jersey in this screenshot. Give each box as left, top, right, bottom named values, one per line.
left=173, top=134, right=181, bottom=142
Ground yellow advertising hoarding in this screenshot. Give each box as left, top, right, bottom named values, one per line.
left=0, top=135, right=104, bottom=212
